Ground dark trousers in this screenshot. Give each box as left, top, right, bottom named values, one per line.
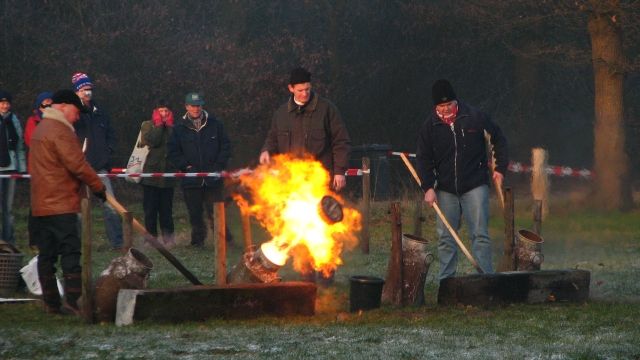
left=182, top=186, right=222, bottom=246
left=32, top=213, right=82, bottom=308
left=142, top=185, right=174, bottom=237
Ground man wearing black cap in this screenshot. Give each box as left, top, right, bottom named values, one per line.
left=416, top=79, right=508, bottom=280
left=29, top=89, right=106, bottom=315
left=260, top=67, right=351, bottom=191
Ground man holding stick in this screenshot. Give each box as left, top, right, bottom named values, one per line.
left=416, top=79, right=508, bottom=280
left=30, top=90, right=106, bottom=315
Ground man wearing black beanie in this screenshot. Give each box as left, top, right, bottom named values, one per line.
left=416, top=79, right=508, bottom=280
left=260, top=67, right=351, bottom=192
left=259, top=67, right=351, bottom=284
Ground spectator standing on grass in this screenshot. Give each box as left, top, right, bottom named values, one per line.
left=168, top=92, right=231, bottom=248
left=0, top=90, right=26, bottom=246
left=138, top=100, right=176, bottom=246
left=416, top=79, right=508, bottom=280
left=30, top=89, right=106, bottom=315
left=24, top=91, right=53, bottom=249
left=72, top=72, right=123, bottom=251
left=259, top=67, right=351, bottom=283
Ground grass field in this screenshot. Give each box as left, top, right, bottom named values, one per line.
left=1, top=187, right=639, bottom=359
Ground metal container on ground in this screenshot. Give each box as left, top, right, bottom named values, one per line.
left=401, top=234, right=434, bottom=306
left=0, top=253, right=24, bottom=297
left=516, top=229, right=544, bottom=271
left=349, top=275, right=384, bottom=312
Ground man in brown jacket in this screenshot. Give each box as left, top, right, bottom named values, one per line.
left=260, top=67, right=351, bottom=192
left=29, top=89, right=106, bottom=315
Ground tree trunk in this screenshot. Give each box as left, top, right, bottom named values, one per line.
left=587, top=1, right=631, bottom=210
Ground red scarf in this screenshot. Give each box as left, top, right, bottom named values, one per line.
left=436, top=103, right=458, bottom=126
left=152, top=109, right=174, bottom=127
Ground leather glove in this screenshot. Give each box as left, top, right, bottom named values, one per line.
left=94, top=191, right=107, bottom=203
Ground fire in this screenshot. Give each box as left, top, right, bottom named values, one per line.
left=234, top=154, right=361, bottom=276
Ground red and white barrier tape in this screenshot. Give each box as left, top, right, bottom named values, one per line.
left=0, top=167, right=367, bottom=179
left=390, top=152, right=593, bottom=179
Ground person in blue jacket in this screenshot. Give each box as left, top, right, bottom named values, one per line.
left=416, top=79, right=508, bottom=280
left=168, top=92, right=231, bottom=248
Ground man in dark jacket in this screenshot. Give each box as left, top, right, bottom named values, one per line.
left=72, top=72, right=123, bottom=250
left=168, top=92, right=231, bottom=248
left=260, top=67, right=350, bottom=192
left=259, top=67, right=351, bottom=283
left=30, top=89, right=106, bottom=315
left=416, top=79, right=508, bottom=280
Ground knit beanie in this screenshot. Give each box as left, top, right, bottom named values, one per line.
left=0, top=90, right=12, bottom=103
left=431, top=79, right=457, bottom=105
left=34, top=91, right=54, bottom=110
left=72, top=72, right=94, bottom=91
left=289, top=67, right=311, bottom=85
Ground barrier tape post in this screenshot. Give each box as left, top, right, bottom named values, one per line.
left=361, top=157, right=371, bottom=254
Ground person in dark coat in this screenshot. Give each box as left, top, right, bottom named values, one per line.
left=72, top=72, right=123, bottom=250
left=416, top=79, right=508, bottom=280
left=260, top=67, right=351, bottom=192
left=167, top=92, right=231, bottom=248
left=138, top=100, right=176, bottom=246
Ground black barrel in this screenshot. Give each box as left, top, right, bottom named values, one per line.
left=349, top=275, right=384, bottom=312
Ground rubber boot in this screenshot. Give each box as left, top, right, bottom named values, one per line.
left=38, top=268, right=61, bottom=314
left=63, top=272, right=82, bottom=311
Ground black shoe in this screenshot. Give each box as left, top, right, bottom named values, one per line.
left=190, top=242, right=204, bottom=248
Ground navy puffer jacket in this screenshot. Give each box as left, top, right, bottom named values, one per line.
left=167, top=111, right=231, bottom=188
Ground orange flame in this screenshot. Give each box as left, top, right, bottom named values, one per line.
left=234, top=154, right=361, bottom=276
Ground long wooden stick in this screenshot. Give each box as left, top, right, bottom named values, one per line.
left=398, top=153, right=483, bottom=273
left=105, top=194, right=202, bottom=285
left=484, top=131, right=505, bottom=209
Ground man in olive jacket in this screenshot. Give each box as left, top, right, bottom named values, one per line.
left=260, top=67, right=351, bottom=192
left=30, top=89, right=106, bottom=315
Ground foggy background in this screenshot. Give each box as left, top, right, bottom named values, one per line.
left=1, top=0, right=638, bottom=187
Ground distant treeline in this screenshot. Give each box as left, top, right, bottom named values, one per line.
left=1, top=0, right=639, bottom=179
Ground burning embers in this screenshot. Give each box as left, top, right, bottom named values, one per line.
left=233, top=154, right=361, bottom=280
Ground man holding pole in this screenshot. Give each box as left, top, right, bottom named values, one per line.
left=30, top=90, right=106, bottom=315
left=416, top=79, right=508, bottom=280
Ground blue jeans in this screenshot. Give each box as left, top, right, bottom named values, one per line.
left=99, top=171, right=123, bottom=248
left=436, top=185, right=493, bottom=280
left=0, top=178, right=16, bottom=245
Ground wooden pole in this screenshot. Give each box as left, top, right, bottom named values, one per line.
left=360, top=157, right=371, bottom=254
left=398, top=152, right=483, bottom=273
left=80, top=196, right=94, bottom=324
left=531, top=148, right=549, bottom=219
left=381, top=202, right=403, bottom=305
left=214, top=202, right=227, bottom=286
left=106, top=194, right=202, bottom=285
left=533, top=200, right=542, bottom=236
left=241, top=212, right=252, bottom=252
left=497, top=187, right=516, bottom=272
left=412, top=197, right=423, bottom=238
left=122, top=212, right=133, bottom=253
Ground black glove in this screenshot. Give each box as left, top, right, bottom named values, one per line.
left=94, top=191, right=107, bottom=203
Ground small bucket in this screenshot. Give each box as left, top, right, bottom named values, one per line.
left=349, top=275, right=384, bottom=312
left=516, top=229, right=544, bottom=271
left=0, top=253, right=24, bottom=297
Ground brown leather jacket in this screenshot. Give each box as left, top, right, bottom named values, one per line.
left=29, top=107, right=105, bottom=216
left=261, top=92, right=351, bottom=175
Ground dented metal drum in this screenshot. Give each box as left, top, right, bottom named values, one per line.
left=516, top=229, right=544, bottom=271
left=401, top=234, right=434, bottom=306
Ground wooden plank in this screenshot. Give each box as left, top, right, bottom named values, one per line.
left=115, top=282, right=316, bottom=325
left=437, top=270, right=590, bottom=306
left=381, top=202, right=403, bottom=305
left=80, top=196, right=94, bottom=324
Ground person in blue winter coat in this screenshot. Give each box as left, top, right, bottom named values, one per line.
left=71, top=72, right=123, bottom=251
left=168, top=92, right=232, bottom=248
left=416, top=79, right=508, bottom=280
left=0, top=90, right=26, bottom=245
